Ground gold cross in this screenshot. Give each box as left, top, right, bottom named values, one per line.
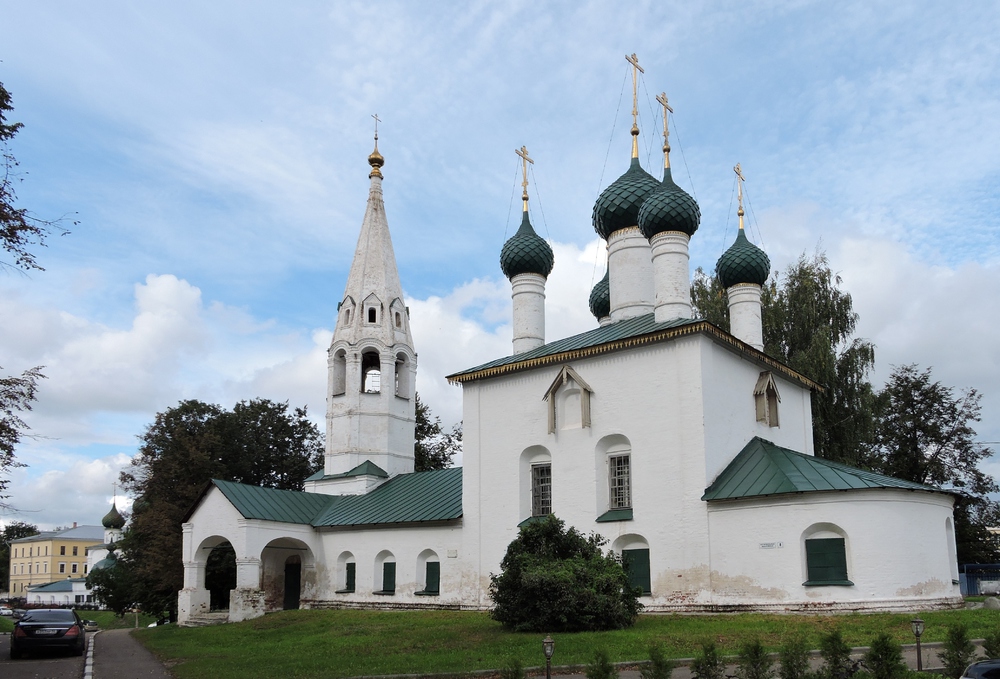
left=626, top=53, right=644, bottom=157
left=656, top=92, right=673, bottom=167
left=515, top=145, right=534, bottom=207
left=372, top=113, right=381, bottom=140
left=734, top=163, right=746, bottom=228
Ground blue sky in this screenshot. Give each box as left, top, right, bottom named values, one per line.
left=2, top=1, right=999, bottom=529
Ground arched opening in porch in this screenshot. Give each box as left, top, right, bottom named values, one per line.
left=259, top=537, right=315, bottom=612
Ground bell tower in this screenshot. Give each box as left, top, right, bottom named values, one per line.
left=309, top=120, right=417, bottom=495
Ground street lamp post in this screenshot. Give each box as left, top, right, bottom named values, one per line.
left=911, top=618, right=925, bottom=672
left=542, top=635, right=555, bottom=679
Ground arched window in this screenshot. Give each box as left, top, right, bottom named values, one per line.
left=519, top=446, right=552, bottom=522
left=596, top=435, right=633, bottom=522
left=362, top=350, right=381, bottom=393
left=367, top=307, right=377, bottom=323
left=395, top=312, right=402, bottom=328
left=394, top=353, right=410, bottom=399
left=415, top=549, right=440, bottom=596
left=374, top=551, right=396, bottom=595
left=335, top=552, right=356, bottom=593
left=331, top=349, right=347, bottom=396
left=613, top=535, right=651, bottom=595
left=802, top=523, right=853, bottom=586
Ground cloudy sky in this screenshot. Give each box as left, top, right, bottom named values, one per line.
left=2, top=1, right=998, bottom=529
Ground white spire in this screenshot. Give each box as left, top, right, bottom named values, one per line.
left=313, top=137, right=417, bottom=494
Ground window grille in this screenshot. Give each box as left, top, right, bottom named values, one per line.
left=609, top=455, right=632, bottom=509
left=531, top=464, right=552, bottom=516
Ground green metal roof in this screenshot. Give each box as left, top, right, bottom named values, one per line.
left=311, top=467, right=463, bottom=527
left=29, top=578, right=86, bottom=592
left=213, top=479, right=334, bottom=524
left=588, top=269, right=610, bottom=320
left=702, top=437, right=945, bottom=501
left=305, top=460, right=388, bottom=482
left=205, top=467, right=463, bottom=529
left=446, top=314, right=820, bottom=392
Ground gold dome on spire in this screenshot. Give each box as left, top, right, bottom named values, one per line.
left=368, top=113, right=384, bottom=179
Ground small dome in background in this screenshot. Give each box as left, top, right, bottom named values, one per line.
left=500, top=211, right=554, bottom=279
left=638, top=168, right=701, bottom=239
left=588, top=269, right=610, bottom=320
left=716, top=229, right=771, bottom=288
left=592, top=158, right=661, bottom=239
left=102, top=502, right=126, bottom=529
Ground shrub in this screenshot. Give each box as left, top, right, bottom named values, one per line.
left=691, top=641, right=727, bottom=679
left=499, top=657, right=526, bottom=679
left=738, top=638, right=775, bottom=679
left=488, top=515, right=642, bottom=632
left=779, top=636, right=811, bottom=679
left=586, top=649, right=620, bottom=679
left=641, top=644, right=676, bottom=679
left=939, top=623, right=977, bottom=679
left=819, top=630, right=858, bottom=679
left=983, top=628, right=1000, bottom=659
left=862, top=633, right=907, bottom=679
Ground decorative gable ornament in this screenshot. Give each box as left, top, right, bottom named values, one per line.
left=753, top=371, right=781, bottom=427
left=543, top=365, right=593, bottom=433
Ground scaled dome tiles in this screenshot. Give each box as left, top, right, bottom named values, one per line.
left=589, top=269, right=610, bottom=320
left=638, top=168, right=701, bottom=238
left=592, top=158, right=662, bottom=239
left=500, top=211, right=555, bottom=279
left=102, top=503, right=126, bottom=529
left=716, top=229, right=771, bottom=287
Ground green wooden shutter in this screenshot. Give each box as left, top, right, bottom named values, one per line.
left=622, top=548, right=651, bottom=595
left=805, top=538, right=850, bottom=585
left=425, top=561, right=440, bottom=594
left=382, top=561, right=396, bottom=593
left=345, top=562, right=356, bottom=592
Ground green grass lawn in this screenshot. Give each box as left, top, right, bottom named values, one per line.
left=133, top=607, right=1000, bottom=679
left=0, top=616, right=13, bottom=633
left=85, top=610, right=159, bottom=630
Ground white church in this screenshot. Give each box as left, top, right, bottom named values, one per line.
left=178, top=78, right=962, bottom=624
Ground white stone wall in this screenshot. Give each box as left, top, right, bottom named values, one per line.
left=705, top=490, right=960, bottom=610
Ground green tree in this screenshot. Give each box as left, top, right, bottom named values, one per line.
left=938, top=623, right=976, bottom=679
left=862, top=633, right=907, bottom=679
left=692, top=252, right=877, bottom=466
left=586, top=649, right=620, bottom=679
left=0, top=366, right=44, bottom=509
left=118, top=398, right=323, bottom=618
left=488, top=514, right=642, bottom=632
left=0, top=521, right=38, bottom=586
left=414, top=392, right=461, bottom=472
left=778, top=637, right=811, bottom=679
left=85, top=549, right=138, bottom=617
left=690, top=641, right=726, bottom=679
left=736, top=638, right=774, bottom=679
left=818, top=630, right=858, bottom=679
left=871, top=364, right=998, bottom=563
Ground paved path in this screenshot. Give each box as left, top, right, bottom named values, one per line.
left=92, top=629, right=172, bottom=679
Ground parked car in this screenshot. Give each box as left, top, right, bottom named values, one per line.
left=0, top=605, right=13, bottom=616
left=9, top=609, right=86, bottom=659
left=962, top=661, right=1000, bottom=679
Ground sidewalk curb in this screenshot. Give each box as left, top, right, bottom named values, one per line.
left=83, top=629, right=99, bottom=679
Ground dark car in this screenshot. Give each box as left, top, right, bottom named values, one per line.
left=963, top=661, right=1000, bottom=679
left=9, top=608, right=86, bottom=659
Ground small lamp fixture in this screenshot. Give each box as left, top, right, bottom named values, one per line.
left=542, top=635, right=555, bottom=679
left=911, top=618, right=925, bottom=671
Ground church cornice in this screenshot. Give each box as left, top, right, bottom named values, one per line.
left=447, top=318, right=822, bottom=393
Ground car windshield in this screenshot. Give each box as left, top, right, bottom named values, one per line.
left=20, top=610, right=77, bottom=623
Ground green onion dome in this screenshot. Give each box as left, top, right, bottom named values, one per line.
left=500, top=211, right=554, bottom=279
left=102, top=502, right=126, bottom=529
left=588, top=269, right=610, bottom=320
left=716, top=229, right=770, bottom=288
left=592, top=158, right=661, bottom=239
left=637, top=167, right=701, bottom=238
